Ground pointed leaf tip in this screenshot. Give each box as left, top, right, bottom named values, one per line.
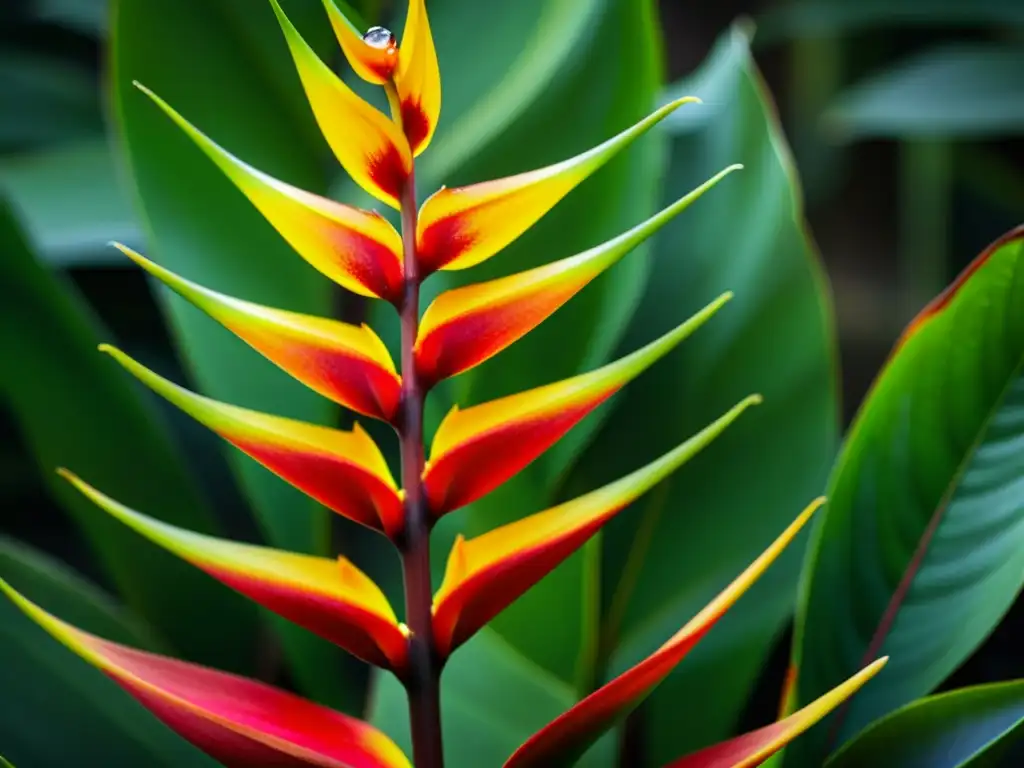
left=59, top=471, right=408, bottom=670
left=423, top=293, right=734, bottom=515
left=115, top=244, right=401, bottom=421
left=268, top=0, right=411, bottom=207
left=1, top=579, right=411, bottom=767
left=665, top=658, right=888, bottom=768
left=133, top=88, right=404, bottom=301
left=432, top=396, right=760, bottom=657
left=415, top=166, right=739, bottom=385
left=503, top=495, right=823, bottom=767
left=99, top=346, right=403, bottom=535
left=416, top=98, right=701, bottom=275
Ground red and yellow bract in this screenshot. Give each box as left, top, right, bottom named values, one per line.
left=2, top=1, right=888, bottom=766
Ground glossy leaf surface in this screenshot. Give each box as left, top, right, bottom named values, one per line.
left=827, top=681, right=1024, bottom=768
left=563, top=26, right=839, bottom=760
left=791, top=226, right=1024, bottom=759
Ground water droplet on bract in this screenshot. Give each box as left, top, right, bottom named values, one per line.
left=363, top=26, right=396, bottom=50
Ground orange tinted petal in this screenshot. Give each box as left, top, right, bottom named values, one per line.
left=394, top=0, right=440, bottom=155
left=322, top=0, right=398, bottom=83
left=414, top=165, right=741, bottom=386
left=136, top=83, right=403, bottom=302
left=423, top=293, right=732, bottom=515
left=431, top=397, right=761, bottom=657
left=269, top=0, right=411, bottom=208
left=101, top=346, right=403, bottom=536
left=416, top=99, right=699, bottom=274
left=503, top=499, right=828, bottom=767
left=2, top=579, right=411, bottom=766
left=665, top=660, right=888, bottom=768
left=115, top=245, right=401, bottom=422
left=58, top=473, right=408, bottom=671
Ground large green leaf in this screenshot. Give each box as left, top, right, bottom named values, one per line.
left=111, top=0, right=361, bottom=707
left=0, top=535, right=216, bottom=767
left=825, top=45, right=1024, bottom=139
left=790, top=226, right=1024, bottom=764
left=563, top=25, right=839, bottom=763
left=826, top=681, right=1024, bottom=768
left=369, top=629, right=614, bottom=768
left=0, top=197, right=257, bottom=671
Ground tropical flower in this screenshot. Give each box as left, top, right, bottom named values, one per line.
left=1, top=1, right=886, bottom=765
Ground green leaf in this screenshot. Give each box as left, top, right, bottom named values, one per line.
left=369, top=629, right=614, bottom=768
left=111, top=0, right=360, bottom=708
left=757, top=0, right=1024, bottom=43
left=0, top=51, right=101, bottom=149
left=790, top=226, right=1024, bottom=763
left=0, top=139, right=141, bottom=266
left=0, top=196, right=258, bottom=672
left=0, top=535, right=216, bottom=767
left=411, top=0, right=667, bottom=688
left=564, top=25, right=839, bottom=763
left=826, top=681, right=1024, bottom=768
left=825, top=45, right=1024, bottom=139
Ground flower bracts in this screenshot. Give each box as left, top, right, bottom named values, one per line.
left=2, top=1, right=887, bottom=766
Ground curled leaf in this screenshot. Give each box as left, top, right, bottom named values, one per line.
left=432, top=396, right=761, bottom=657
left=503, top=498, right=828, bottom=767
left=414, top=165, right=741, bottom=385
left=416, top=98, right=699, bottom=274
left=1, top=579, right=411, bottom=766
left=424, top=293, right=733, bottom=515
left=269, top=0, right=411, bottom=207
left=115, top=245, right=401, bottom=422
left=101, top=346, right=403, bottom=536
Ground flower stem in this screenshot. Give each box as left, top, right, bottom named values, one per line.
left=398, top=167, right=445, bottom=768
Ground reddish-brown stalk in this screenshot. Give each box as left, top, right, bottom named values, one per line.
left=392, top=83, right=445, bottom=768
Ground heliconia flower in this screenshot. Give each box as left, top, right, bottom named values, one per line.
left=414, top=165, right=742, bottom=386
left=662, top=659, right=888, bottom=768
left=416, top=98, right=699, bottom=275
left=431, top=395, right=761, bottom=658
left=320, top=0, right=439, bottom=155
left=99, top=346, right=404, bottom=536
left=113, top=244, right=402, bottom=422
left=268, top=0, right=412, bottom=208
left=423, top=292, right=733, bottom=516
left=502, top=498, right=832, bottom=767
left=1, top=580, right=411, bottom=767
left=135, top=83, right=404, bottom=303
left=58, top=472, right=409, bottom=672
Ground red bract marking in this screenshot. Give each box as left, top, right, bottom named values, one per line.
left=209, top=567, right=406, bottom=670
left=231, top=439, right=402, bottom=535
left=367, top=145, right=408, bottom=202
left=896, top=224, right=1024, bottom=352
left=330, top=227, right=404, bottom=303
left=401, top=99, right=431, bottom=155
left=418, top=215, right=478, bottom=275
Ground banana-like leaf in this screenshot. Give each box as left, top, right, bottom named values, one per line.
left=790, top=225, right=1024, bottom=761
left=2, top=580, right=412, bottom=768
left=826, top=680, right=1024, bottom=768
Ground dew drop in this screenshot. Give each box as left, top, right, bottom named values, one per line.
left=363, top=26, right=396, bottom=50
